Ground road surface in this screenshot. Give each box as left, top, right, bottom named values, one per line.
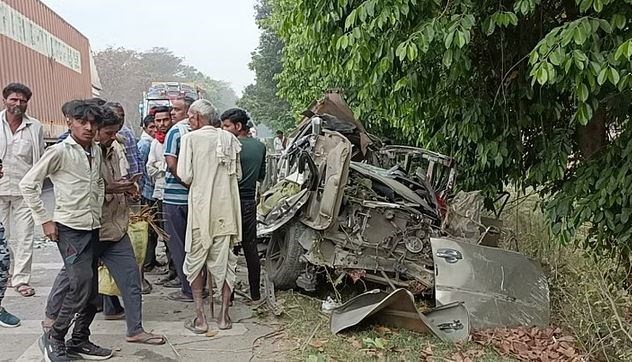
left=1, top=184, right=282, bottom=361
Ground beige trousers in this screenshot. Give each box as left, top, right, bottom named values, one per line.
left=0, top=196, right=35, bottom=286
left=183, top=234, right=237, bottom=291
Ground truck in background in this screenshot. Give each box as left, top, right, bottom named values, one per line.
left=0, top=0, right=102, bottom=144
left=138, top=82, right=203, bottom=125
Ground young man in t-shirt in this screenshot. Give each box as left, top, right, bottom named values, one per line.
left=221, top=108, right=266, bottom=303
left=20, top=101, right=111, bottom=361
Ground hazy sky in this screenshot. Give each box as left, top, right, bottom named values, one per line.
left=41, top=0, right=260, bottom=95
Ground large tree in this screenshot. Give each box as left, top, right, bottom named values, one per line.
left=270, top=0, right=632, bottom=257
left=238, top=0, right=294, bottom=132
left=95, top=47, right=237, bottom=129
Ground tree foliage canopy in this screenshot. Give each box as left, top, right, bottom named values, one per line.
left=238, top=0, right=295, bottom=132
left=95, top=47, right=237, bottom=129
left=269, top=0, right=632, bottom=254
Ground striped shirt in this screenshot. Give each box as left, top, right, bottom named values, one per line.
left=163, top=120, right=190, bottom=205
left=118, top=125, right=143, bottom=177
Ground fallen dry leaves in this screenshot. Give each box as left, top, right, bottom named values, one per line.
left=348, top=336, right=363, bottom=349
left=374, top=325, right=394, bottom=336
left=308, top=339, right=328, bottom=349
left=420, top=344, right=434, bottom=359
left=472, top=326, right=585, bottom=361
left=421, top=343, right=487, bottom=362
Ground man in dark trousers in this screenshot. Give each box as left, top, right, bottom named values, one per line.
left=163, top=96, right=195, bottom=302
left=20, top=101, right=111, bottom=361
left=221, top=108, right=266, bottom=302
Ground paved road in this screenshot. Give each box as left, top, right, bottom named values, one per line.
left=1, top=185, right=281, bottom=361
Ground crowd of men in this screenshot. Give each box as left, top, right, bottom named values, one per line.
left=0, top=82, right=268, bottom=362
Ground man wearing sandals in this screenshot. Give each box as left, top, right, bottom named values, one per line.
left=41, top=106, right=166, bottom=349
left=0, top=83, right=45, bottom=298
left=178, top=99, right=241, bottom=332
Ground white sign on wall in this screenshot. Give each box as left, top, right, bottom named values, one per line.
left=0, top=1, right=82, bottom=73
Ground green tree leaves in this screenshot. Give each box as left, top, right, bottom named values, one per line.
left=614, top=39, right=632, bottom=61
left=269, top=0, right=632, bottom=256
left=514, top=0, right=540, bottom=16
left=238, top=0, right=294, bottom=132
left=337, top=34, right=350, bottom=50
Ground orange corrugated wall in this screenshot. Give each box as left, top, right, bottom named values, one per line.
left=0, top=0, right=92, bottom=139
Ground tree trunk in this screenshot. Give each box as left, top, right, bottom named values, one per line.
left=576, top=105, right=607, bottom=160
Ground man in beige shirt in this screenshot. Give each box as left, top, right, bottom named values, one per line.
left=0, top=83, right=45, bottom=297
left=178, top=99, right=242, bottom=332
left=42, top=107, right=166, bottom=347
left=20, top=100, right=112, bottom=362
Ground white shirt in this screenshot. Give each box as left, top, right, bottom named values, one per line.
left=273, top=137, right=285, bottom=154
left=147, top=139, right=166, bottom=200
left=0, top=112, right=45, bottom=197
left=20, top=136, right=104, bottom=230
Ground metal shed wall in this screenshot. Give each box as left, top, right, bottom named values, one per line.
left=0, top=0, right=92, bottom=139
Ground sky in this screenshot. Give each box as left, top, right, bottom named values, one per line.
left=41, top=0, right=261, bottom=95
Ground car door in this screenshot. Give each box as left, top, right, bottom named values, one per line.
left=431, top=237, right=550, bottom=329
left=300, top=130, right=352, bottom=230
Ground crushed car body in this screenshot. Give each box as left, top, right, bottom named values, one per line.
left=257, top=91, right=550, bottom=337
left=330, top=288, right=470, bottom=343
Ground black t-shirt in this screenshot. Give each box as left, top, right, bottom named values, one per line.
left=239, top=137, right=266, bottom=200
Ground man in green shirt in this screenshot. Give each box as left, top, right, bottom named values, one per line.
left=221, top=108, right=266, bottom=302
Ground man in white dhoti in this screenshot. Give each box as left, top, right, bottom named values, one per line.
left=177, top=99, right=242, bottom=332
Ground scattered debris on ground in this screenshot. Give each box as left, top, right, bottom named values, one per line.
left=278, top=290, right=509, bottom=361
left=472, top=326, right=584, bottom=361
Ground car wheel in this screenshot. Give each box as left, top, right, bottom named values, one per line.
left=266, top=222, right=305, bottom=290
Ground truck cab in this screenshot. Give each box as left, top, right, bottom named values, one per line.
left=138, top=82, right=203, bottom=125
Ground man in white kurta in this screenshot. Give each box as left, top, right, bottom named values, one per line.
left=177, top=99, right=242, bottom=331
left=1, top=83, right=45, bottom=297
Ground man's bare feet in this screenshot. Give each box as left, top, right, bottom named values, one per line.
left=195, top=315, right=208, bottom=330
left=217, top=311, right=232, bottom=330
left=218, top=281, right=233, bottom=329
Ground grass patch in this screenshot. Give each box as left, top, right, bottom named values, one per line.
left=273, top=190, right=632, bottom=361
left=277, top=290, right=513, bottom=361
left=503, top=190, right=632, bottom=361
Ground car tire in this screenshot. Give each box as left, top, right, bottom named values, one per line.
left=265, top=222, right=305, bottom=290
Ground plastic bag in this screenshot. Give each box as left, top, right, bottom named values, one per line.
left=98, top=265, right=120, bottom=296
left=128, top=220, right=149, bottom=266
left=98, top=220, right=148, bottom=296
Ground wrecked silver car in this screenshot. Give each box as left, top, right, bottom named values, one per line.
left=257, top=92, right=549, bottom=332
